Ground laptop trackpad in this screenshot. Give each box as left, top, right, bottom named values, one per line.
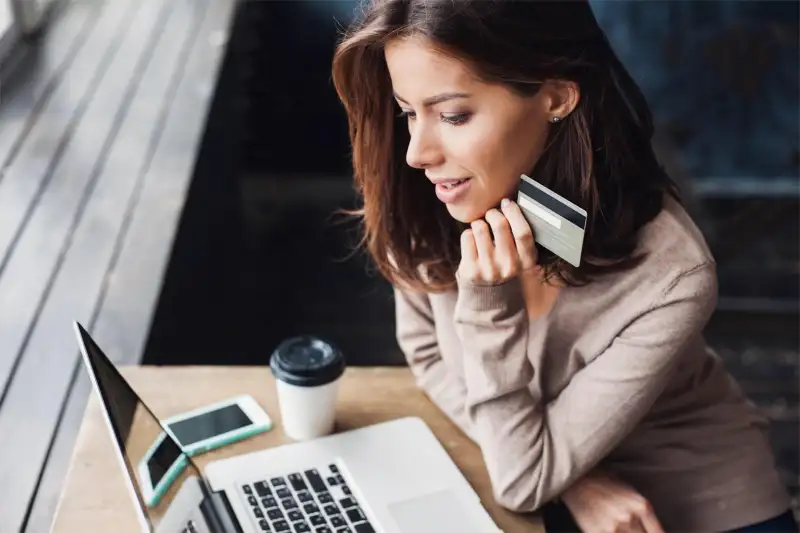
left=388, top=489, right=484, bottom=533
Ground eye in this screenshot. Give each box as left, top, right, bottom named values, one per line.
left=441, top=112, right=471, bottom=126
left=398, top=109, right=416, bottom=120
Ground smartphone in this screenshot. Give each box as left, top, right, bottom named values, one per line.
left=162, top=394, right=273, bottom=456
left=137, top=394, right=272, bottom=507
left=138, top=430, right=190, bottom=508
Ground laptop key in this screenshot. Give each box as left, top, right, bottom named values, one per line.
left=354, top=524, right=375, bottom=533
left=330, top=516, right=346, bottom=528
left=318, top=492, right=333, bottom=504
left=324, top=504, right=340, bottom=516
left=263, top=496, right=278, bottom=508
left=294, top=524, right=311, bottom=533
left=255, top=482, right=272, bottom=497
left=271, top=477, right=287, bottom=487
left=276, top=487, right=292, bottom=499
left=346, top=508, right=365, bottom=523
left=303, top=503, right=319, bottom=515
left=273, top=520, right=290, bottom=532
left=339, top=498, right=355, bottom=509
left=258, top=519, right=270, bottom=531
left=253, top=508, right=264, bottom=519
left=267, top=508, right=284, bottom=520
left=327, top=477, right=338, bottom=486
left=289, top=473, right=308, bottom=492
left=243, top=485, right=253, bottom=495
left=282, top=497, right=298, bottom=510
left=304, top=469, right=327, bottom=493
left=297, top=491, right=313, bottom=503
left=248, top=496, right=259, bottom=507
left=310, top=514, right=326, bottom=526
left=316, top=528, right=332, bottom=533
left=328, top=464, right=339, bottom=474
left=287, top=510, right=304, bottom=522
left=341, top=486, right=351, bottom=496
left=335, top=529, right=351, bottom=533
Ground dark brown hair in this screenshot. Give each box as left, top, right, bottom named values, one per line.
left=332, top=0, right=679, bottom=292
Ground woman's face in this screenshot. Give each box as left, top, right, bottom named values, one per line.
left=385, top=36, right=568, bottom=223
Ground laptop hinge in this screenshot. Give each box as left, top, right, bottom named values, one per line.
left=201, top=490, right=243, bottom=533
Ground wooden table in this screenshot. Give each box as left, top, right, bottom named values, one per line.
left=50, top=366, right=544, bottom=533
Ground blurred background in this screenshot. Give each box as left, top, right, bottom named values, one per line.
left=145, top=0, right=800, bottom=357
left=0, top=0, right=797, bottom=530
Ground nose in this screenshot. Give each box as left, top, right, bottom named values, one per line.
left=405, top=123, right=443, bottom=170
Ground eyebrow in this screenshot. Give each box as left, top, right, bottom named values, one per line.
left=393, top=91, right=471, bottom=107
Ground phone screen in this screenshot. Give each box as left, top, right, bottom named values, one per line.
left=167, top=403, right=253, bottom=446
left=147, top=436, right=183, bottom=488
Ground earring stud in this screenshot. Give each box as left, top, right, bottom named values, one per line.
left=551, top=116, right=562, bottom=123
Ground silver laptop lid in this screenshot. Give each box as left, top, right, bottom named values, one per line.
left=74, top=321, right=218, bottom=533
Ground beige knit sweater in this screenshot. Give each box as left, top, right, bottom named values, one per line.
left=394, top=196, right=791, bottom=531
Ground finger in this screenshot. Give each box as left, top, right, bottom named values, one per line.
left=618, top=513, right=645, bottom=533
left=470, top=220, right=494, bottom=262
left=631, top=516, right=649, bottom=533
left=500, top=198, right=537, bottom=270
left=637, top=506, right=664, bottom=533
left=484, top=209, right=515, bottom=256
left=460, top=228, right=478, bottom=263
left=471, top=220, right=497, bottom=279
left=484, top=209, right=517, bottom=276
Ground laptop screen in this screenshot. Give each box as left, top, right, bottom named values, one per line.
left=76, top=324, right=209, bottom=532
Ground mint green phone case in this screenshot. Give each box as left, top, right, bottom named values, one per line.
left=164, top=394, right=273, bottom=456
left=180, top=422, right=272, bottom=456
left=145, top=453, right=189, bottom=507
left=140, top=395, right=272, bottom=507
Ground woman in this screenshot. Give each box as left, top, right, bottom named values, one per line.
left=331, top=1, right=797, bottom=531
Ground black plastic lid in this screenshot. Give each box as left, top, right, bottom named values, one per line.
left=269, top=336, right=345, bottom=387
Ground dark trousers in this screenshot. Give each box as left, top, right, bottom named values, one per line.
left=542, top=501, right=799, bottom=532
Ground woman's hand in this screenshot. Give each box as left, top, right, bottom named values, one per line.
left=458, top=199, right=538, bottom=284
left=561, top=471, right=665, bottom=533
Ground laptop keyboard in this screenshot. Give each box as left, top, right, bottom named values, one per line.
left=241, top=463, right=375, bottom=533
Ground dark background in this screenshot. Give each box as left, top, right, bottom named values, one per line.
left=141, top=0, right=799, bottom=510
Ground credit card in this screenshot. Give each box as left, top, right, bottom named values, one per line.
left=516, top=174, right=587, bottom=267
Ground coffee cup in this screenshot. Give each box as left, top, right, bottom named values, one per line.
left=269, top=336, right=345, bottom=441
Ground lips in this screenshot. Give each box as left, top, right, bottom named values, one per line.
left=429, top=177, right=470, bottom=187
left=440, top=179, right=468, bottom=189
left=433, top=178, right=472, bottom=204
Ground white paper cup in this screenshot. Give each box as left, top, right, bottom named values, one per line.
left=270, top=336, right=345, bottom=441
left=275, top=379, right=340, bottom=440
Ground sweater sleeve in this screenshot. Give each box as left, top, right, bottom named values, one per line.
left=453, top=263, right=718, bottom=512
left=393, top=286, right=475, bottom=441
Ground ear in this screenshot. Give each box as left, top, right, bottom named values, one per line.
left=542, top=80, right=580, bottom=122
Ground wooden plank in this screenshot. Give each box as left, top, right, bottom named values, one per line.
left=0, top=3, right=142, bottom=396
left=21, top=363, right=86, bottom=533
left=0, top=0, right=131, bottom=274
left=91, top=0, right=237, bottom=365
left=0, top=0, right=96, bottom=167
left=0, top=0, right=186, bottom=529
left=0, top=4, right=19, bottom=67
left=0, top=1, right=136, bottom=404
left=18, top=3, right=207, bottom=531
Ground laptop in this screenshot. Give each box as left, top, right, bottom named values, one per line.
left=73, top=322, right=503, bottom=533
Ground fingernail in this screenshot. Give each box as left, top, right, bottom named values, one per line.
left=501, top=198, right=510, bottom=208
